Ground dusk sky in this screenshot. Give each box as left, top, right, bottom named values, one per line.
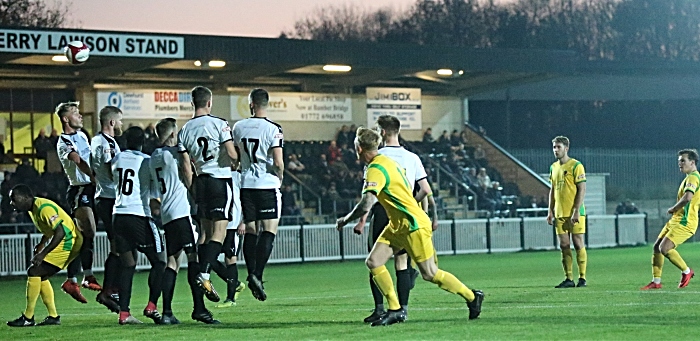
left=60, top=0, right=417, bottom=38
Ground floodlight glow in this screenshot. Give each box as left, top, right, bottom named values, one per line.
left=208, top=60, right=226, bottom=67
left=52, top=55, right=69, bottom=62
left=323, top=64, right=352, bottom=72
left=194, top=60, right=202, bottom=67
left=437, top=69, right=453, bottom=76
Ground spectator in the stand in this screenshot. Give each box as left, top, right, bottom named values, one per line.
left=49, top=129, right=59, bottom=146
left=348, top=124, right=357, bottom=144
left=336, top=125, right=352, bottom=147
left=3, top=149, right=16, bottom=164
left=33, top=128, right=52, bottom=160
left=487, top=181, right=503, bottom=216
left=314, top=154, right=332, bottom=183
left=281, top=185, right=302, bottom=216
left=422, top=127, right=434, bottom=143
left=14, top=158, right=39, bottom=185
left=474, top=144, right=486, bottom=163
left=329, top=155, right=350, bottom=175
left=287, top=154, right=306, bottom=174
left=465, top=167, right=478, bottom=187
left=340, top=142, right=355, bottom=162
left=0, top=136, right=5, bottom=163
left=437, top=130, right=451, bottom=152
left=477, top=167, right=492, bottom=190
left=143, top=123, right=158, bottom=155
left=327, top=140, right=342, bottom=162
left=327, top=182, right=341, bottom=201
left=0, top=171, right=16, bottom=222
left=616, top=199, right=640, bottom=215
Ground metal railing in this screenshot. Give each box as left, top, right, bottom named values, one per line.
left=0, top=214, right=646, bottom=276
left=424, top=156, right=479, bottom=212
left=284, top=170, right=323, bottom=215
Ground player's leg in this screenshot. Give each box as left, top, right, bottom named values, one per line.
left=215, top=228, right=244, bottom=307
left=61, top=187, right=87, bottom=301
left=242, top=221, right=258, bottom=278
left=7, top=262, right=63, bottom=327
left=247, top=189, right=282, bottom=301
left=75, top=197, right=101, bottom=291
left=659, top=226, right=695, bottom=288
left=555, top=218, right=575, bottom=288
left=364, top=204, right=386, bottom=323
left=394, top=252, right=413, bottom=315
left=113, top=215, right=142, bottom=324
left=407, top=227, right=483, bottom=321
left=138, top=218, right=166, bottom=323
left=641, top=234, right=665, bottom=290
left=161, top=249, right=182, bottom=325
left=366, top=238, right=404, bottom=326
left=189, top=217, right=220, bottom=324
left=571, top=216, right=587, bottom=287
left=95, top=198, right=120, bottom=313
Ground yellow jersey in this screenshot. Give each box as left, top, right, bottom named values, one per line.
left=363, top=154, right=431, bottom=232
left=550, top=158, right=586, bottom=218
left=28, top=198, right=78, bottom=251
left=671, top=171, right=700, bottom=229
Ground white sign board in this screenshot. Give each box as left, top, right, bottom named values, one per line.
left=366, top=87, right=422, bottom=130
left=0, top=29, right=184, bottom=58
left=230, top=92, right=352, bottom=122
left=97, top=90, right=193, bottom=120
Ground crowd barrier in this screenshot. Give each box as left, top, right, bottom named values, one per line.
left=0, top=214, right=647, bottom=276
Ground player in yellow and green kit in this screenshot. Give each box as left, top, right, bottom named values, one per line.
left=547, top=136, right=588, bottom=288
left=336, top=127, right=484, bottom=326
left=641, top=149, right=700, bottom=290
left=6, top=184, right=83, bottom=327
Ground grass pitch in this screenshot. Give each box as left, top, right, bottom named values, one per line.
left=3, top=244, right=700, bottom=340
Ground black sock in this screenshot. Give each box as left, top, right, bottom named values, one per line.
left=226, top=264, right=239, bottom=300
left=119, top=266, right=136, bottom=312
left=147, top=260, right=165, bottom=305
left=243, top=233, right=258, bottom=278
left=369, top=273, right=384, bottom=310
left=103, top=253, right=120, bottom=292
left=80, top=237, right=94, bottom=271
left=201, top=242, right=223, bottom=274
left=254, top=231, right=276, bottom=280
left=161, top=268, right=177, bottom=315
left=187, top=262, right=205, bottom=313
left=67, top=258, right=81, bottom=279
left=396, top=269, right=411, bottom=308
left=211, top=260, right=227, bottom=281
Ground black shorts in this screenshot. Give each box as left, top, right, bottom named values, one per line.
left=113, top=214, right=163, bottom=254
left=94, top=197, right=115, bottom=240
left=163, top=216, right=197, bottom=257
left=66, top=184, right=95, bottom=214
left=240, top=188, right=281, bottom=224
left=368, top=203, right=406, bottom=255
left=193, top=175, right=233, bottom=221
left=222, top=229, right=242, bottom=259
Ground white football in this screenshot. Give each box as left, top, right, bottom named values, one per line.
left=64, top=41, right=90, bottom=65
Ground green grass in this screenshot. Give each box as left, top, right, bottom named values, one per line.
left=3, top=244, right=700, bottom=340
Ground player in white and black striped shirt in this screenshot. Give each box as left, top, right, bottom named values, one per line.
left=178, top=86, right=239, bottom=303
left=232, top=88, right=285, bottom=301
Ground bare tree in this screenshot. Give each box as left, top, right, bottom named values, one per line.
left=0, top=0, right=72, bottom=28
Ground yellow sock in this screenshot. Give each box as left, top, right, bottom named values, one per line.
left=40, top=280, right=58, bottom=317
left=561, top=248, right=573, bottom=280
left=370, top=266, right=401, bottom=310
left=431, top=269, right=475, bottom=302
left=24, top=277, right=41, bottom=318
left=576, top=248, right=587, bottom=279
left=665, top=249, right=688, bottom=272
left=652, top=252, right=664, bottom=278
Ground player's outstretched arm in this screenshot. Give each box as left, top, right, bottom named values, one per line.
left=337, top=192, right=378, bottom=230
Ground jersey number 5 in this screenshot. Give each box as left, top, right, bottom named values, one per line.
left=116, top=168, right=135, bottom=195
left=155, top=167, right=166, bottom=194
left=241, top=138, right=260, bottom=163
left=197, top=137, right=214, bottom=162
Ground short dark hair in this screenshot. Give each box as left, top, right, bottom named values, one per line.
left=55, top=101, right=79, bottom=119
left=679, top=149, right=699, bottom=163
left=99, top=106, right=122, bottom=126
left=552, top=136, right=570, bottom=148
left=124, top=126, right=145, bottom=151
left=155, top=118, right=177, bottom=143
left=377, top=115, right=400, bottom=135
left=10, top=184, right=33, bottom=199
left=191, top=86, right=212, bottom=109
left=249, top=88, right=269, bottom=108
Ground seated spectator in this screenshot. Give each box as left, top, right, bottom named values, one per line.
left=422, top=128, right=435, bottom=143
left=281, top=185, right=302, bottom=216
left=340, top=143, right=355, bottom=162
left=14, top=158, right=39, bottom=185
left=3, top=149, right=17, bottom=164
left=287, top=154, right=306, bottom=174
left=313, top=154, right=332, bottom=183
left=437, top=130, right=451, bottom=153
left=329, top=155, right=350, bottom=175
left=477, top=167, right=492, bottom=190
left=486, top=181, right=503, bottom=216
left=616, top=199, right=640, bottom=214
left=327, top=140, right=342, bottom=162
left=474, top=144, right=486, bottom=162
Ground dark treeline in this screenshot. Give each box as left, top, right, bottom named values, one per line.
left=285, top=0, right=700, bottom=61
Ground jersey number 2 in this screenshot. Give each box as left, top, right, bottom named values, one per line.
left=241, top=138, right=260, bottom=162
left=116, top=168, right=135, bottom=195
left=197, top=137, right=214, bottom=162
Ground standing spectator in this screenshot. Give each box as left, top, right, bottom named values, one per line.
left=348, top=124, right=357, bottom=145
left=336, top=125, right=352, bottom=147
left=327, top=140, right=342, bottom=162
left=33, top=128, right=52, bottom=160
left=422, top=128, right=435, bottom=143
left=49, top=129, right=59, bottom=147
left=340, top=143, right=355, bottom=163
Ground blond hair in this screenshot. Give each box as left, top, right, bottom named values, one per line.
left=552, top=136, right=570, bottom=148
left=355, top=127, right=382, bottom=151
left=55, top=101, right=80, bottom=119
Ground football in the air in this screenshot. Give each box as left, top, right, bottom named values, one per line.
left=64, top=41, right=90, bottom=65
